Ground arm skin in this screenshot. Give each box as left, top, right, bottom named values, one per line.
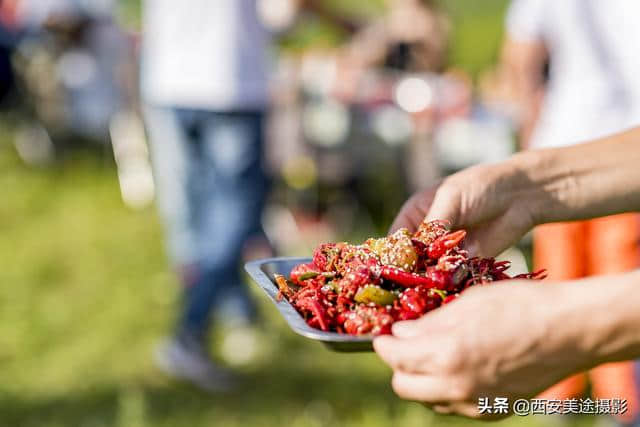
left=391, top=126, right=640, bottom=257
left=500, top=37, right=548, bottom=149
left=378, top=126, right=640, bottom=418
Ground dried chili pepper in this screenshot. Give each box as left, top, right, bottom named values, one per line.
left=280, top=220, right=545, bottom=336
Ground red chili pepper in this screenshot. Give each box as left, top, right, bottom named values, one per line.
left=426, top=229, right=467, bottom=259
left=290, top=262, right=321, bottom=285
left=395, top=286, right=441, bottom=319
left=309, top=299, right=329, bottom=331
left=443, top=294, right=458, bottom=304
left=380, top=265, right=442, bottom=288
left=281, top=220, right=546, bottom=336
left=380, top=265, right=464, bottom=291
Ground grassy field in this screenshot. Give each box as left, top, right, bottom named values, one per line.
left=0, top=1, right=602, bottom=426
left=117, top=0, right=508, bottom=77
left=0, top=138, right=597, bottom=427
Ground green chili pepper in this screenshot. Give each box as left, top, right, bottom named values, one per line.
left=298, top=271, right=319, bottom=281
left=431, top=288, right=448, bottom=300
left=326, top=280, right=340, bottom=293
left=354, top=285, right=397, bottom=306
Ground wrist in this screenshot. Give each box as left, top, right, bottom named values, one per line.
left=508, top=145, right=593, bottom=226
left=510, top=128, right=640, bottom=226
left=549, top=273, right=640, bottom=368
left=501, top=149, right=560, bottom=227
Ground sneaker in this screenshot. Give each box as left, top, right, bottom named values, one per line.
left=154, top=337, right=237, bottom=392
left=220, top=324, right=262, bottom=366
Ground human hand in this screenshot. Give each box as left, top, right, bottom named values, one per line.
left=373, top=281, right=595, bottom=418
left=390, top=157, right=540, bottom=257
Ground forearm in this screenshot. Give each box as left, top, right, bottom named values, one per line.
left=512, top=126, right=640, bottom=225
left=550, top=271, right=640, bottom=368
left=501, top=38, right=547, bottom=149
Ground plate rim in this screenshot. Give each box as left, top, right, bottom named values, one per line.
left=245, top=257, right=373, bottom=343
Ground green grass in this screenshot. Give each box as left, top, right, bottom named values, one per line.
left=0, top=1, right=600, bottom=425
left=445, top=0, right=511, bottom=76
left=0, top=138, right=596, bottom=427
left=116, top=0, right=507, bottom=77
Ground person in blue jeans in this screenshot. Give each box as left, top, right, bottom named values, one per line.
left=144, top=108, right=267, bottom=333
left=140, top=0, right=270, bottom=390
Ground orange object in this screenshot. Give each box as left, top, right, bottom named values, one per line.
left=533, top=214, right=640, bottom=422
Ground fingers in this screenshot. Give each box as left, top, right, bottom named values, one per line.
left=391, top=319, right=427, bottom=339
left=376, top=323, right=492, bottom=418
left=373, top=335, right=417, bottom=371
left=391, top=310, right=450, bottom=339
left=431, top=404, right=455, bottom=415
left=389, top=200, right=424, bottom=233
left=391, top=372, right=458, bottom=402
left=391, top=293, right=464, bottom=338
left=426, top=165, right=520, bottom=233
left=425, top=183, right=461, bottom=225
left=392, top=320, right=435, bottom=339
left=432, top=402, right=493, bottom=419
left=389, top=186, right=439, bottom=234
left=373, top=335, right=437, bottom=374
left=463, top=207, right=533, bottom=257
left=464, top=232, right=506, bottom=259
left=389, top=196, right=429, bottom=234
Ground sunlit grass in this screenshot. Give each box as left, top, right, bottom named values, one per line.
left=0, top=135, right=595, bottom=427
left=0, top=1, right=598, bottom=425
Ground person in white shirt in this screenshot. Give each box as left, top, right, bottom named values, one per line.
left=500, top=0, right=640, bottom=420
left=141, top=0, right=269, bottom=111
left=141, top=0, right=271, bottom=391
left=504, top=0, right=640, bottom=149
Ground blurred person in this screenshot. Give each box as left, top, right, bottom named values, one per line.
left=0, top=0, right=19, bottom=105
left=10, top=0, right=129, bottom=155
left=332, top=0, right=450, bottom=195
left=142, top=0, right=361, bottom=389
left=353, top=0, right=449, bottom=71
left=377, top=125, right=640, bottom=421
left=140, top=0, right=272, bottom=390
left=500, top=0, right=640, bottom=417
left=335, top=0, right=450, bottom=100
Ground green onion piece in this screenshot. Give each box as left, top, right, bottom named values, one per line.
left=298, top=271, right=319, bottom=281
left=431, top=288, right=448, bottom=300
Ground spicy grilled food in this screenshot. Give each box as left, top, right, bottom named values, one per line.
left=275, top=220, right=545, bottom=335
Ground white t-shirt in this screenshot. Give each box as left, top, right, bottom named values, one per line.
left=140, top=0, right=270, bottom=111
left=506, top=0, right=640, bottom=148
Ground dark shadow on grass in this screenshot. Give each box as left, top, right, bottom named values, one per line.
left=0, top=362, right=399, bottom=426
left=0, top=367, right=603, bottom=427
left=0, top=352, right=601, bottom=427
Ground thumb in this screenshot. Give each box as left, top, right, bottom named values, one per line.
left=392, top=308, right=450, bottom=338
left=392, top=319, right=432, bottom=338
left=389, top=185, right=440, bottom=234
left=425, top=184, right=462, bottom=226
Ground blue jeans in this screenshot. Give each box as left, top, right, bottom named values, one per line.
left=144, top=105, right=268, bottom=339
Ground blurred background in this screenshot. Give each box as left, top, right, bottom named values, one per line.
left=0, top=0, right=614, bottom=425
